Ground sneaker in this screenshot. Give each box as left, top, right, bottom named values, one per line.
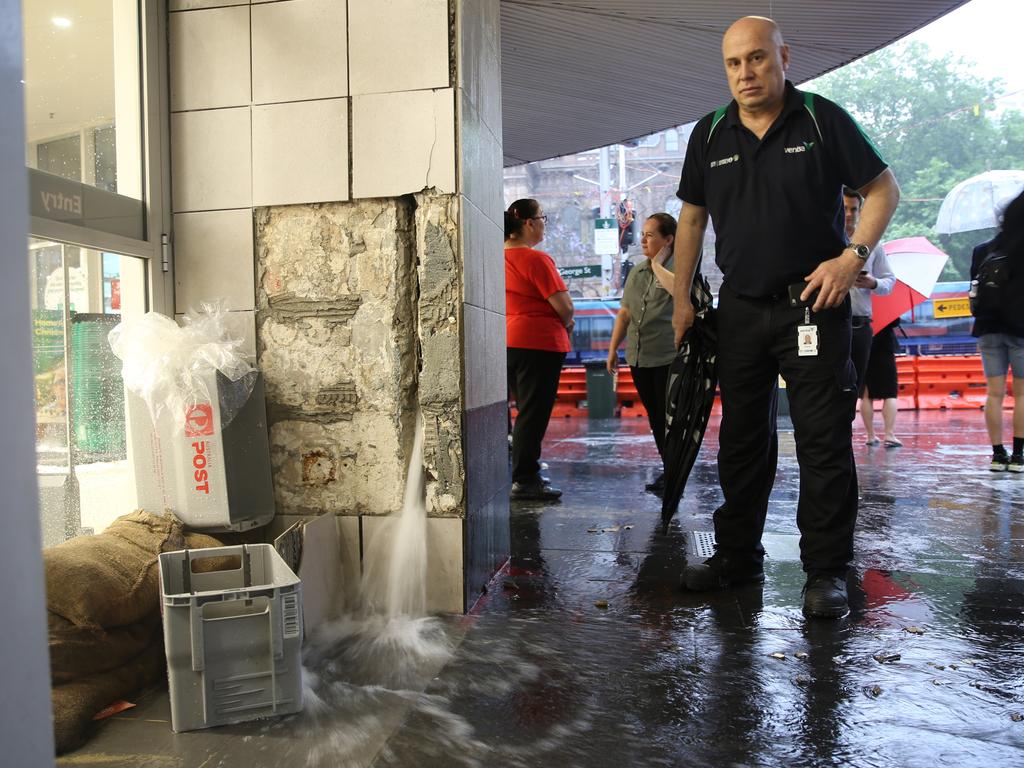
left=991, top=452, right=1010, bottom=472
left=682, top=550, right=765, bottom=591
left=645, top=472, right=665, bottom=493
left=802, top=573, right=849, bottom=619
left=510, top=479, right=562, bottom=501
left=1010, top=455, right=1024, bottom=473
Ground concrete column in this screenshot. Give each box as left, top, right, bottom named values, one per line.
left=0, top=0, right=57, bottom=762
left=169, top=0, right=507, bottom=613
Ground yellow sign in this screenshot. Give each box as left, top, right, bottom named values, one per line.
left=933, top=297, right=971, bottom=318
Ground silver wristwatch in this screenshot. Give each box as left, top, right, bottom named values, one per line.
left=847, top=243, right=871, bottom=260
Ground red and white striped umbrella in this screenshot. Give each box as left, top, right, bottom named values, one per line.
left=871, top=237, right=948, bottom=334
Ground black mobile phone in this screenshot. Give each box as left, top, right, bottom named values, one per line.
left=787, top=281, right=818, bottom=308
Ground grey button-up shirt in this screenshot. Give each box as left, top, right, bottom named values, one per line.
left=622, top=256, right=676, bottom=367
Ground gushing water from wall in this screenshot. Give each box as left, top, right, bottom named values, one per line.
left=384, top=419, right=427, bottom=618
left=358, top=417, right=427, bottom=619
left=300, top=415, right=450, bottom=736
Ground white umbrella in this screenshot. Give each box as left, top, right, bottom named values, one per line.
left=935, top=170, right=1024, bottom=234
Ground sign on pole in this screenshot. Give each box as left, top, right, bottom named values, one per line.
left=558, top=264, right=602, bottom=280
left=932, top=297, right=971, bottom=318
left=594, top=218, right=619, bottom=256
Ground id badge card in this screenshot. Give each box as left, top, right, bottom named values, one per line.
left=797, top=324, right=819, bottom=356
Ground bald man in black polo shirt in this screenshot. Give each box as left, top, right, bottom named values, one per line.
left=671, top=16, right=900, bottom=618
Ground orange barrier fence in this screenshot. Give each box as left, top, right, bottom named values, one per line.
left=515, top=355, right=1012, bottom=419
left=551, top=367, right=587, bottom=418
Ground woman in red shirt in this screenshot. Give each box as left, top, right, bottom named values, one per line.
left=505, top=198, right=574, bottom=501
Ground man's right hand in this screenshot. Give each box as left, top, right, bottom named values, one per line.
left=672, top=300, right=696, bottom=348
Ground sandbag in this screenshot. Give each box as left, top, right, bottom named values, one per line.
left=45, top=510, right=187, bottom=629
left=48, top=612, right=161, bottom=686
left=51, top=637, right=165, bottom=754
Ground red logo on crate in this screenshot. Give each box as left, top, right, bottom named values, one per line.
left=184, top=404, right=214, bottom=437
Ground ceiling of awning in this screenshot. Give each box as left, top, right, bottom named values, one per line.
left=500, top=0, right=969, bottom=166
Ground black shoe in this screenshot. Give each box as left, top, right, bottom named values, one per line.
left=645, top=472, right=665, bottom=493
left=682, top=550, right=765, bottom=591
left=802, top=573, right=849, bottom=619
left=510, top=480, right=562, bottom=501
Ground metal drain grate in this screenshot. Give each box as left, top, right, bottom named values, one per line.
left=689, top=530, right=716, bottom=559
left=687, top=531, right=801, bottom=561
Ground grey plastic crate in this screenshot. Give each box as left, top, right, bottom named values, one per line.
left=158, top=543, right=303, bottom=732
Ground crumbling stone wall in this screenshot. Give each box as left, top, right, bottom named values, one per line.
left=256, top=191, right=464, bottom=518
left=414, top=191, right=464, bottom=516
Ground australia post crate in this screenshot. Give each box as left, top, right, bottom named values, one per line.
left=158, top=543, right=303, bottom=732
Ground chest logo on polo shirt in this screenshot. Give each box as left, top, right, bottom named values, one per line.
left=710, top=153, right=740, bottom=168
left=784, top=141, right=816, bottom=154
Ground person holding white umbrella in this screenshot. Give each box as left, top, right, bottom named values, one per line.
left=970, top=190, right=1024, bottom=473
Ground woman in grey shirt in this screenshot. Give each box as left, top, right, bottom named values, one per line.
left=606, top=213, right=677, bottom=494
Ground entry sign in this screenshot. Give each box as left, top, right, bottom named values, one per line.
left=558, top=264, right=602, bottom=280
left=933, top=297, right=971, bottom=318
left=594, top=218, right=620, bottom=256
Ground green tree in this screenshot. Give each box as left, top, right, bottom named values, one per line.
left=809, top=40, right=1023, bottom=279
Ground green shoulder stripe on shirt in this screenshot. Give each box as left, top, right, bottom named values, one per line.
left=803, top=92, right=824, bottom=145
left=706, top=105, right=729, bottom=145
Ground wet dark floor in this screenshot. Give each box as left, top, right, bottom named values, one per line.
left=64, top=411, right=1024, bottom=767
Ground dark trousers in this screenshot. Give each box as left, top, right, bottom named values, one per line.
left=850, top=319, right=873, bottom=397
left=715, top=284, right=859, bottom=576
left=507, top=348, right=566, bottom=483
left=630, top=364, right=671, bottom=461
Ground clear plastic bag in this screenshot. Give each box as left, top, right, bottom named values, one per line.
left=108, top=304, right=256, bottom=431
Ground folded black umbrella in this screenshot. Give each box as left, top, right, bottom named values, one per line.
left=660, top=272, right=717, bottom=527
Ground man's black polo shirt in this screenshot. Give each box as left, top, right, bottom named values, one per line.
left=677, top=81, right=888, bottom=298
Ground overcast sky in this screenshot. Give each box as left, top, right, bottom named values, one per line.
left=909, top=0, right=1020, bottom=94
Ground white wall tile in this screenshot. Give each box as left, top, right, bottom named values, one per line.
left=459, top=91, right=483, bottom=212
left=349, top=0, right=450, bottom=95
left=461, top=196, right=485, bottom=309
left=481, top=212, right=504, bottom=315
left=337, top=516, right=362, bottom=614
left=352, top=89, right=455, bottom=199
left=171, top=107, right=252, bottom=212
left=252, top=0, right=348, bottom=104
left=253, top=99, right=349, bottom=207
left=425, top=517, right=464, bottom=613
left=458, top=0, right=501, bottom=139
left=173, top=209, right=255, bottom=313
left=483, top=308, right=507, bottom=405
left=169, top=6, right=250, bottom=112
left=170, top=0, right=243, bottom=11
left=223, top=310, right=258, bottom=362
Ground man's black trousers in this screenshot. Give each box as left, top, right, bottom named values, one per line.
left=714, top=283, right=859, bottom=576
left=507, top=348, right=566, bottom=484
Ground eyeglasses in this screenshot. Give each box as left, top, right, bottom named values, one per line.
left=530, top=215, right=549, bottom=223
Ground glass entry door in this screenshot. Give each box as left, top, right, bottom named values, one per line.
left=30, top=237, right=147, bottom=546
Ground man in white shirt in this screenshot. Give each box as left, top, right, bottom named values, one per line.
left=844, top=187, right=897, bottom=444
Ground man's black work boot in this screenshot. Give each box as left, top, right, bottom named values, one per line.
left=682, top=550, right=765, bottom=591
left=802, top=573, right=849, bottom=618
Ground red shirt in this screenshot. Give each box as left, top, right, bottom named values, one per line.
left=505, top=247, right=570, bottom=352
